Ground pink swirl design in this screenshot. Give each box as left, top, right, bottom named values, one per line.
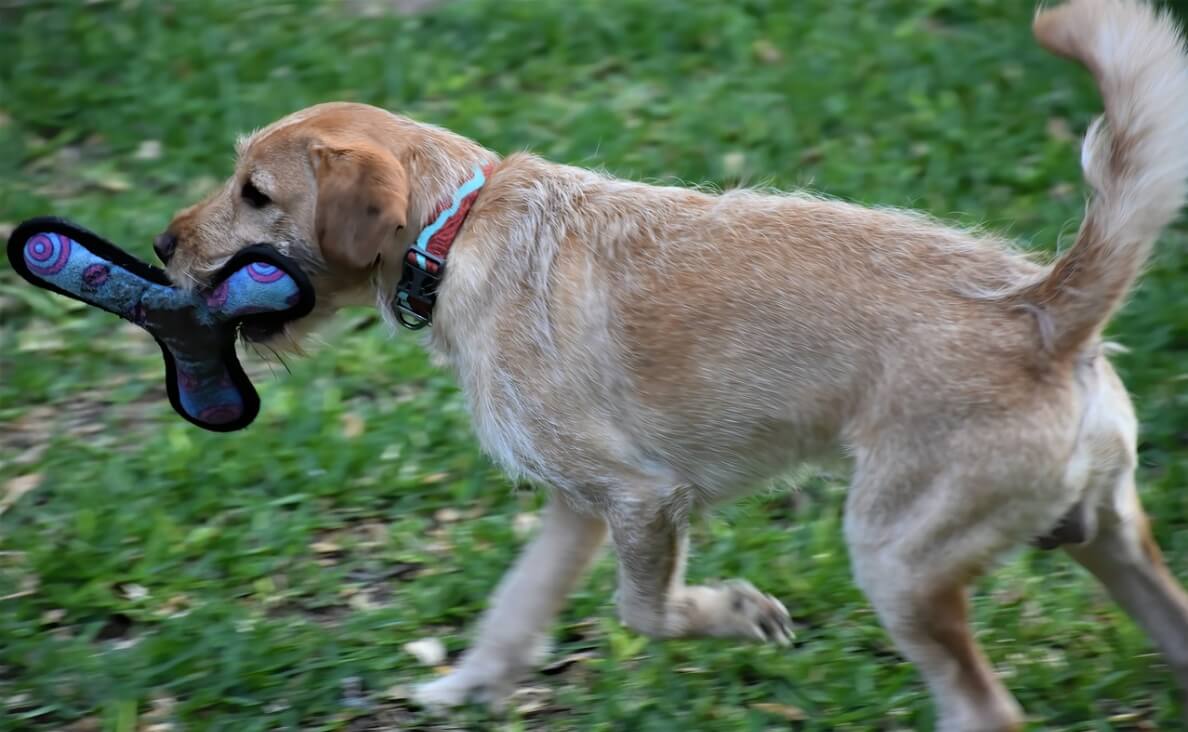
left=24, top=233, right=72, bottom=276
left=247, top=262, right=285, bottom=284
left=83, top=263, right=110, bottom=288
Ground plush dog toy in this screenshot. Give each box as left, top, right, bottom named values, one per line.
left=6, top=217, right=314, bottom=432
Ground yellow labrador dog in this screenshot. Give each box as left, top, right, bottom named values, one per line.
left=157, top=1, right=1188, bottom=728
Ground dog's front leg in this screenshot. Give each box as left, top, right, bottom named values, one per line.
left=611, top=494, right=793, bottom=644
left=413, top=495, right=606, bottom=709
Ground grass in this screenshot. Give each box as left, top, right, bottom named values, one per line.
left=1, top=0, right=1187, bottom=730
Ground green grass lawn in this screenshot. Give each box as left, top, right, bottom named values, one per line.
left=2, top=1, right=1187, bottom=730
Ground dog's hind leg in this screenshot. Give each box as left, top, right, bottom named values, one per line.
left=845, top=456, right=1030, bottom=732
left=1065, top=473, right=1188, bottom=704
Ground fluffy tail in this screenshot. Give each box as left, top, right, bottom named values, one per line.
left=1023, top=0, right=1188, bottom=357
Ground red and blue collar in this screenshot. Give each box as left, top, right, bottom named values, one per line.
left=394, top=163, right=492, bottom=329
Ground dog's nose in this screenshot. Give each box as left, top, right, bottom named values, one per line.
left=154, top=232, right=178, bottom=264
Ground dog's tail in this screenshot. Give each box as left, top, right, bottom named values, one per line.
left=1021, top=0, right=1188, bottom=358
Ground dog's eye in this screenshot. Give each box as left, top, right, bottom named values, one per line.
left=241, top=180, right=271, bottom=208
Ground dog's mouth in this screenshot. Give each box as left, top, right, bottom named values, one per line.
left=239, top=321, right=285, bottom=344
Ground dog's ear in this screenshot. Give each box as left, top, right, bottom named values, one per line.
left=310, top=138, right=409, bottom=270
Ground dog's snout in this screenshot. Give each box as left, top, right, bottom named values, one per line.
left=154, top=232, right=178, bottom=264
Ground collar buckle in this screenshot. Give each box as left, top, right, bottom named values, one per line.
left=393, top=247, right=443, bottom=330
left=391, top=163, right=492, bottom=329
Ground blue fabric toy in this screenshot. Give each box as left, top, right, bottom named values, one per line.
left=7, top=217, right=315, bottom=432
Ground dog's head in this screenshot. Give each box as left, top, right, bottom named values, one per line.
left=158, top=102, right=484, bottom=348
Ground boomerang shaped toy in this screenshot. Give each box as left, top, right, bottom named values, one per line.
left=7, top=217, right=314, bottom=432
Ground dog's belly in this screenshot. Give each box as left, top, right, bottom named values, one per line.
left=457, top=353, right=846, bottom=502
left=633, top=410, right=848, bottom=500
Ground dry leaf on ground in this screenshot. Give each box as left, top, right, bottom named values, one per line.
left=750, top=702, right=808, bottom=721
left=0, top=474, right=43, bottom=516
left=402, top=637, right=447, bottom=666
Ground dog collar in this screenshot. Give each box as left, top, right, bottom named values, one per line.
left=393, top=163, right=492, bottom=329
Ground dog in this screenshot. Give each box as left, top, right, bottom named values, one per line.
left=156, top=1, right=1188, bottom=729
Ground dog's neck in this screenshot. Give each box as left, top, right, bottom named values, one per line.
left=391, top=162, right=494, bottom=327
left=368, top=118, right=499, bottom=325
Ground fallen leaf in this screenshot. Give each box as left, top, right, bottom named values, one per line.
left=1046, top=116, right=1074, bottom=142
left=141, top=691, right=177, bottom=731
left=752, top=39, right=783, bottom=64
left=12, top=443, right=48, bottom=467
left=340, top=412, right=365, bottom=439
left=513, top=512, right=540, bottom=538
left=355, top=521, right=389, bottom=547
left=722, top=151, right=746, bottom=177
left=403, top=637, right=447, bottom=666
left=508, top=686, right=553, bottom=715
left=119, top=583, right=150, bottom=601
left=185, top=175, right=219, bottom=199
left=89, top=169, right=131, bottom=192
left=134, top=139, right=163, bottom=161
left=348, top=592, right=381, bottom=611
left=422, top=472, right=450, bottom=485
left=0, top=473, right=43, bottom=516
left=310, top=541, right=343, bottom=554
left=434, top=507, right=462, bottom=523
left=156, top=594, right=191, bottom=618
left=798, top=146, right=824, bottom=166
left=750, top=702, right=808, bottom=721
left=541, top=651, right=596, bottom=675
left=1049, top=182, right=1076, bottom=200
left=17, top=327, right=66, bottom=353
left=380, top=445, right=402, bottom=461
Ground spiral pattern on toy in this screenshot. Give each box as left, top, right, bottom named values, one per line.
left=24, top=233, right=72, bottom=276
left=83, top=263, right=110, bottom=288
left=247, top=262, right=285, bottom=283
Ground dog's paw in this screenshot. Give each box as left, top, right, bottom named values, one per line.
left=682, top=579, right=794, bottom=645
left=412, top=667, right=514, bottom=711
left=723, top=579, right=795, bottom=645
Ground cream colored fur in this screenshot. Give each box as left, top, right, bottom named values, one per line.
left=160, top=2, right=1188, bottom=729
